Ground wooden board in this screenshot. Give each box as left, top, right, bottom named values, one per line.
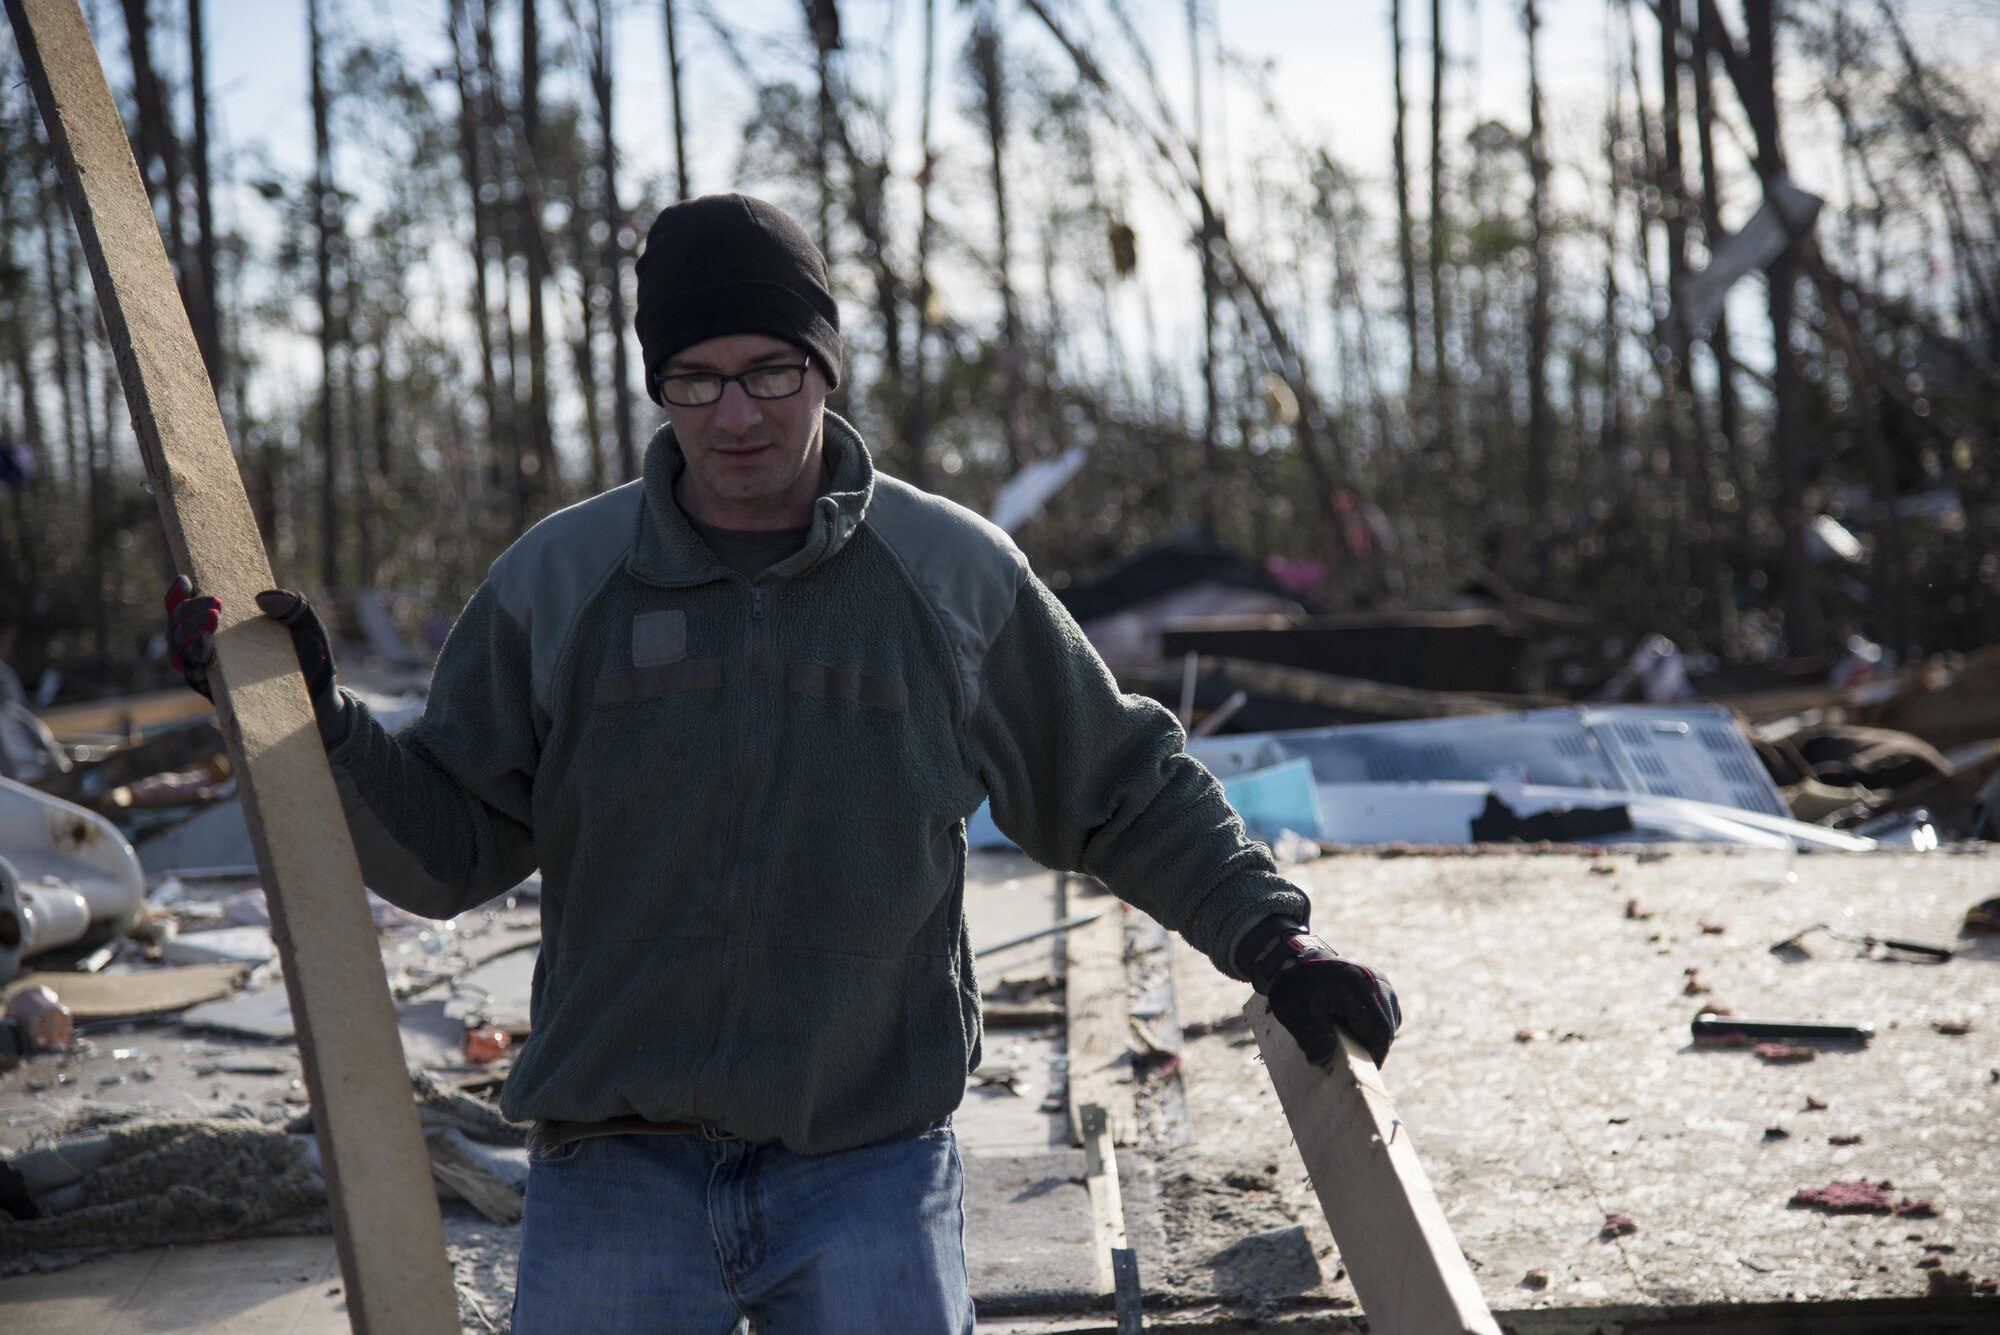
left=1079, top=1102, right=1129, bottom=1295
left=1200, top=655, right=1562, bottom=720
left=5, top=2, right=459, bottom=1331
left=1247, top=998, right=1501, bottom=1335
left=1063, top=877, right=1137, bottom=1147
left=3, top=963, right=244, bottom=1020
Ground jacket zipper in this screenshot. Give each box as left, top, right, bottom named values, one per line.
left=705, top=580, right=765, bottom=1119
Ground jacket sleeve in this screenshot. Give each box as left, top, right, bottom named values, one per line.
left=323, top=581, right=541, bottom=919
left=963, top=576, right=1307, bottom=979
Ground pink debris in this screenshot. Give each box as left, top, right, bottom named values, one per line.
left=1756, top=1042, right=1817, bottom=1064
left=1694, top=1031, right=1750, bottom=1049
left=1804, top=1095, right=1829, bottom=1111
left=1599, top=1212, right=1639, bottom=1239
left=1790, top=1180, right=1936, bottom=1217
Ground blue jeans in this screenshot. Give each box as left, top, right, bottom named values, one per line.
left=510, top=1119, right=974, bottom=1334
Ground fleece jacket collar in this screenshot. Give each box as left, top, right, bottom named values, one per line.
left=626, top=412, right=876, bottom=589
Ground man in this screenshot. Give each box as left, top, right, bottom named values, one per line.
left=165, top=194, right=1399, bottom=1333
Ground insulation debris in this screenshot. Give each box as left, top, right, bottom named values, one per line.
left=1789, top=1180, right=1936, bottom=1217
left=1755, top=1043, right=1817, bottom=1063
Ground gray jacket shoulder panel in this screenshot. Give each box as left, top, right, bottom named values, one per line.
left=487, top=481, right=645, bottom=716
left=865, top=475, right=1029, bottom=723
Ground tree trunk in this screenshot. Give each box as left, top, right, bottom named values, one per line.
left=568, top=168, right=607, bottom=497
left=1191, top=0, right=1220, bottom=531
left=309, top=0, right=340, bottom=590
left=1656, top=0, right=1723, bottom=637
left=973, top=2, right=1025, bottom=471
left=38, top=133, right=81, bottom=490
left=1391, top=0, right=1420, bottom=409
left=1523, top=0, right=1553, bottom=558
left=593, top=0, right=638, bottom=481
left=186, top=0, right=222, bottom=392
left=1427, top=0, right=1451, bottom=455
left=1690, top=6, right=1748, bottom=542
left=1738, top=0, right=1823, bottom=655
left=902, top=0, right=938, bottom=488
left=520, top=0, right=558, bottom=510
left=476, top=0, right=532, bottom=537
left=449, top=0, right=508, bottom=511
left=809, top=2, right=837, bottom=261
left=117, top=0, right=187, bottom=276
left=664, top=0, right=691, bottom=200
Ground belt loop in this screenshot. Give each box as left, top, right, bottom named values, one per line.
left=701, top=1121, right=737, bottom=1143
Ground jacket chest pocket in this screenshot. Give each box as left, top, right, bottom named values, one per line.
left=787, top=663, right=908, bottom=713
left=594, top=658, right=723, bottom=705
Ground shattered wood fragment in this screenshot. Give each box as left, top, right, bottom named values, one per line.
left=1245, top=999, right=1501, bottom=1333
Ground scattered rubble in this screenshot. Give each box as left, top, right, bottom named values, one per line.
left=1790, top=1181, right=1936, bottom=1217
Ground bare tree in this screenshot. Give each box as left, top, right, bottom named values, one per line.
left=1523, top=0, right=1553, bottom=551
left=590, top=0, right=639, bottom=481
left=186, top=0, right=221, bottom=392
left=664, top=0, right=691, bottom=200
left=902, top=0, right=938, bottom=487
left=309, top=0, right=341, bottom=588
left=520, top=0, right=559, bottom=505
left=971, top=0, right=1025, bottom=471
left=1427, top=0, right=1451, bottom=453
left=1390, top=0, right=1419, bottom=401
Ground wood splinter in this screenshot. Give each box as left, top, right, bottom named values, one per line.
left=1247, top=997, right=1501, bottom=1335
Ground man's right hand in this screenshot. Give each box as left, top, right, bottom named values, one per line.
left=164, top=577, right=352, bottom=745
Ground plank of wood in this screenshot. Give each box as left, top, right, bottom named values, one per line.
left=1062, top=877, right=1136, bottom=1147
left=1246, top=998, right=1500, bottom=1335
left=37, top=689, right=215, bottom=744
left=1078, top=1102, right=1128, bottom=1297
left=5, top=2, right=459, bottom=1330
left=3, top=963, right=245, bottom=1020
left=1199, top=655, right=1562, bottom=719
left=424, top=1130, right=524, bottom=1226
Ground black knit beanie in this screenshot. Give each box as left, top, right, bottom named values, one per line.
left=634, top=194, right=843, bottom=402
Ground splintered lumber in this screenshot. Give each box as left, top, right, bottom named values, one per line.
left=1246, top=999, right=1500, bottom=1335
left=1079, top=1102, right=1129, bottom=1296
left=1063, top=876, right=1137, bottom=1147
left=1200, top=655, right=1559, bottom=720
left=6, top=1, right=458, bottom=1330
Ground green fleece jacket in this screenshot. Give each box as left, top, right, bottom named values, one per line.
left=327, top=416, right=1306, bottom=1154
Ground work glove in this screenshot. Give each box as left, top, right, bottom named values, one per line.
left=164, top=577, right=351, bottom=746
left=1237, top=915, right=1401, bottom=1068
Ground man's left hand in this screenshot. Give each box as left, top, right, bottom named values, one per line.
left=1242, top=921, right=1401, bottom=1067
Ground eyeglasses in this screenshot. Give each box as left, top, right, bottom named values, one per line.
left=653, top=356, right=812, bottom=407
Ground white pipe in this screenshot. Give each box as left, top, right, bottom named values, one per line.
left=0, top=776, right=146, bottom=979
